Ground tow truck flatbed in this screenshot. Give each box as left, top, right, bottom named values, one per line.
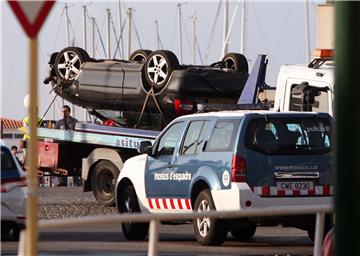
left=37, top=123, right=159, bottom=150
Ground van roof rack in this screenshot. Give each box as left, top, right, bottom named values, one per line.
left=196, top=102, right=269, bottom=113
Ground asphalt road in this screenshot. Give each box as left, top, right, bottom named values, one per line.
left=1, top=186, right=314, bottom=256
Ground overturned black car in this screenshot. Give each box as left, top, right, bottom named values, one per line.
left=45, top=47, right=249, bottom=129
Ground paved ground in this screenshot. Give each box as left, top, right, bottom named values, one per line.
left=39, top=186, right=117, bottom=219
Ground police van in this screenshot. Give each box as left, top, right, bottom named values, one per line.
left=115, top=110, right=333, bottom=245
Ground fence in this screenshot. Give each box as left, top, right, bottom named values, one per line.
left=18, top=204, right=332, bottom=256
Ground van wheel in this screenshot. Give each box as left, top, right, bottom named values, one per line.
left=230, top=224, right=256, bottom=241
left=222, top=53, right=248, bottom=73
left=193, top=190, right=227, bottom=245
left=307, top=214, right=333, bottom=243
left=92, top=160, right=120, bottom=206
left=118, top=185, right=149, bottom=240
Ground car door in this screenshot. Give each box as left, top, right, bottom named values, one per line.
left=171, top=120, right=211, bottom=197
left=145, top=121, right=185, bottom=199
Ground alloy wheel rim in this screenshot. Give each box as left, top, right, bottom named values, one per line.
left=196, top=199, right=211, bottom=237
left=57, top=51, right=81, bottom=80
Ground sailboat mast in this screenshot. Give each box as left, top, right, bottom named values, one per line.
left=192, top=13, right=197, bottom=64
left=82, top=5, right=87, bottom=51
left=177, top=3, right=183, bottom=64
left=92, top=17, right=96, bottom=58
left=127, top=8, right=133, bottom=58
left=64, top=3, right=70, bottom=46
left=240, top=0, right=246, bottom=54
left=304, top=1, right=310, bottom=62
left=106, top=9, right=111, bottom=59
left=155, top=20, right=160, bottom=50
left=222, top=0, right=229, bottom=56
left=118, top=0, right=124, bottom=58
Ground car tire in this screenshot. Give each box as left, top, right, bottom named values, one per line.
left=230, top=223, right=256, bottom=241
left=307, top=214, right=333, bottom=243
left=91, top=160, right=120, bottom=206
left=144, top=50, right=179, bottom=93
left=118, top=184, right=149, bottom=240
left=129, top=49, right=152, bottom=63
left=193, top=189, right=228, bottom=245
left=222, top=53, right=248, bottom=73
left=54, top=47, right=90, bottom=86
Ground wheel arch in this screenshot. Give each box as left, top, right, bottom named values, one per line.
left=190, top=167, right=222, bottom=207
left=116, top=177, right=133, bottom=211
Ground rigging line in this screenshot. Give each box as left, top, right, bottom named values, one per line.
left=196, top=39, right=204, bottom=64
left=110, top=15, right=121, bottom=59
left=53, top=7, right=64, bottom=49
left=204, top=0, right=222, bottom=63
left=95, top=20, right=107, bottom=57
left=132, top=18, right=143, bottom=49
left=182, top=15, right=193, bottom=63
left=221, top=0, right=241, bottom=58
left=251, top=3, right=271, bottom=56
left=112, top=15, right=128, bottom=59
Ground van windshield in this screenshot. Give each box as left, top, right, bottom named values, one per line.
left=245, top=116, right=332, bottom=155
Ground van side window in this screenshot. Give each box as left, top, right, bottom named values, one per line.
left=181, top=121, right=210, bottom=155
left=206, top=119, right=240, bottom=152
left=156, top=122, right=183, bottom=156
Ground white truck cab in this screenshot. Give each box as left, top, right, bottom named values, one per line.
left=274, top=49, right=334, bottom=116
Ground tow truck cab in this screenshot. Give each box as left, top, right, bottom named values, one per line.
left=274, top=49, right=334, bottom=116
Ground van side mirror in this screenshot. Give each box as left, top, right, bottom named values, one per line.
left=138, top=141, right=153, bottom=155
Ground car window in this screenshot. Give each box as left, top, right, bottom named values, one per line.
left=181, top=121, right=210, bottom=155
left=1, top=146, right=16, bottom=170
left=156, top=122, right=183, bottom=156
left=206, top=119, right=240, bottom=152
left=245, top=116, right=332, bottom=155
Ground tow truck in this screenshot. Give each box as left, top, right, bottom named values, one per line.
left=37, top=48, right=265, bottom=206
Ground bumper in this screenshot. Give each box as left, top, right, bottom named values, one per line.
left=211, top=182, right=333, bottom=211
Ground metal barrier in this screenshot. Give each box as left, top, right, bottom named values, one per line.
left=18, top=204, right=332, bottom=256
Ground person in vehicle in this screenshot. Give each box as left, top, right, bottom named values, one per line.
left=55, top=105, right=78, bottom=130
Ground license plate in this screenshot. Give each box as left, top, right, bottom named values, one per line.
left=277, top=181, right=314, bottom=190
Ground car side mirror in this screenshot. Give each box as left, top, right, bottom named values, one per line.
left=138, top=141, right=153, bottom=155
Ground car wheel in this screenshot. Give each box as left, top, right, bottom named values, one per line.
left=92, top=160, right=120, bottom=206
left=144, top=50, right=179, bottom=93
left=54, top=47, right=90, bottom=86
left=129, top=49, right=152, bottom=63
left=193, top=189, right=227, bottom=245
left=118, top=184, right=149, bottom=240
left=230, top=223, right=256, bottom=241
left=222, top=53, right=248, bottom=73
left=307, top=214, right=333, bottom=243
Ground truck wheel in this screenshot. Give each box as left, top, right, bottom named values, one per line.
left=222, top=53, right=248, bottom=73
left=92, top=160, right=120, bottom=206
left=54, top=47, right=90, bottom=86
left=193, top=189, right=227, bottom=245
left=118, top=184, right=149, bottom=240
left=129, top=49, right=152, bottom=63
left=230, top=223, right=256, bottom=241
left=144, top=50, right=179, bottom=93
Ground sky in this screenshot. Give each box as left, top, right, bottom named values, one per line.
left=0, top=0, right=324, bottom=121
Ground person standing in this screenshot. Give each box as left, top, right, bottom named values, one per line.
left=55, top=105, right=78, bottom=130
left=55, top=105, right=78, bottom=186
